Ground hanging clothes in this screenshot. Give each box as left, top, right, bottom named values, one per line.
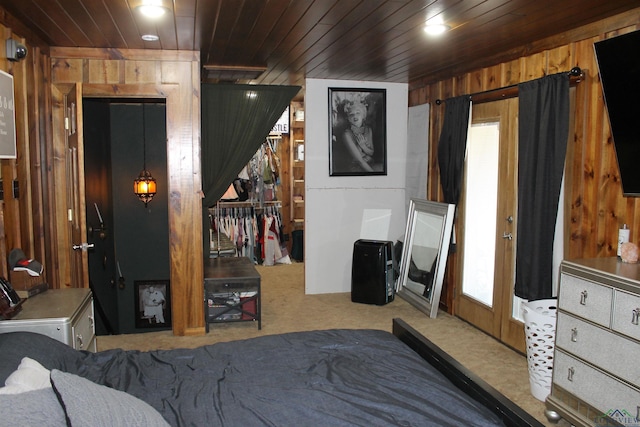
left=261, top=209, right=290, bottom=266
left=211, top=203, right=288, bottom=265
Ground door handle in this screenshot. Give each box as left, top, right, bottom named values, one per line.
left=502, top=232, right=512, bottom=240
left=72, top=243, right=95, bottom=251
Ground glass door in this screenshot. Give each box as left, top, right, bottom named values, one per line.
left=455, top=98, right=525, bottom=353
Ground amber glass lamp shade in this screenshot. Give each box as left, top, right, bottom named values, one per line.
left=133, top=169, right=157, bottom=206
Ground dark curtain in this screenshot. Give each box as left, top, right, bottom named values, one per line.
left=515, top=73, right=569, bottom=301
left=201, top=84, right=301, bottom=254
left=437, top=95, right=471, bottom=205
left=437, top=95, right=471, bottom=253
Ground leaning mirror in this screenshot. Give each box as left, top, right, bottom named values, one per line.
left=396, top=198, right=455, bottom=318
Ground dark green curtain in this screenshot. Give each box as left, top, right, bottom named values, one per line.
left=515, top=73, right=569, bottom=301
left=201, top=84, right=300, bottom=254
left=437, top=95, right=472, bottom=206
left=437, top=95, right=471, bottom=253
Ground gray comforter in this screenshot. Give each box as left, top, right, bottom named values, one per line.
left=0, top=328, right=505, bottom=426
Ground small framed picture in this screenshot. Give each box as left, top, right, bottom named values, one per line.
left=134, top=280, right=171, bottom=329
left=329, top=88, right=387, bottom=176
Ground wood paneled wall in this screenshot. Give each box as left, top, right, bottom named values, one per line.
left=0, top=5, right=205, bottom=336
left=409, top=9, right=640, bottom=312
left=0, top=26, right=50, bottom=285
left=48, top=47, right=204, bottom=336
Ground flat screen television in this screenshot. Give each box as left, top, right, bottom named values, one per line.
left=594, top=30, right=640, bottom=197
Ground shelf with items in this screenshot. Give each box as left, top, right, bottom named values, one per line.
left=206, top=290, right=258, bottom=323
left=290, top=165, right=304, bottom=226
left=292, top=177, right=304, bottom=204
left=293, top=139, right=305, bottom=163
left=287, top=101, right=305, bottom=260
left=290, top=112, right=305, bottom=230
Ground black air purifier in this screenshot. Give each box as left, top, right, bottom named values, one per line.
left=351, top=239, right=395, bottom=305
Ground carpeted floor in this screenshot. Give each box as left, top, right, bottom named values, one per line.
left=98, top=262, right=565, bottom=426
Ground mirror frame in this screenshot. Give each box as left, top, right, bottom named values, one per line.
left=396, top=198, right=455, bottom=318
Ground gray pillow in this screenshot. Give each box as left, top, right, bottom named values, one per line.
left=0, top=388, right=66, bottom=427
left=50, top=370, right=170, bottom=427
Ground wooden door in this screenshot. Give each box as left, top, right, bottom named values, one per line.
left=53, top=84, right=89, bottom=288
left=455, top=98, right=524, bottom=353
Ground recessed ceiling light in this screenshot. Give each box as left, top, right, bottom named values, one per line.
left=136, top=0, right=169, bottom=19
left=424, top=24, right=450, bottom=36
left=141, top=34, right=159, bottom=42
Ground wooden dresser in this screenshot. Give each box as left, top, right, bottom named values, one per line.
left=546, top=258, right=640, bottom=426
left=0, top=288, right=96, bottom=352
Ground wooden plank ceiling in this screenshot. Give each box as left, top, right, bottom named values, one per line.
left=0, top=0, right=638, bottom=87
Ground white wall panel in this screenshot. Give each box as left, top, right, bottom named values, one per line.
left=304, top=78, right=408, bottom=294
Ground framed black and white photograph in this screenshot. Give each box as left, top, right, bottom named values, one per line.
left=329, top=88, right=386, bottom=176
left=134, top=280, right=171, bottom=329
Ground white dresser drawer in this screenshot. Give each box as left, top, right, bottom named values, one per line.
left=613, top=289, right=640, bottom=342
left=556, top=312, right=640, bottom=386
left=554, top=350, right=640, bottom=416
left=71, top=296, right=95, bottom=351
left=559, top=273, right=612, bottom=327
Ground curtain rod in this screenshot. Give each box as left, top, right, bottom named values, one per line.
left=434, top=67, right=583, bottom=106
left=214, top=201, right=281, bottom=207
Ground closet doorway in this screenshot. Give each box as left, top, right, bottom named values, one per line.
left=84, top=100, right=170, bottom=335
left=455, top=98, right=525, bottom=353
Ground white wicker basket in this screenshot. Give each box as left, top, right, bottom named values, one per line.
left=523, top=299, right=557, bottom=401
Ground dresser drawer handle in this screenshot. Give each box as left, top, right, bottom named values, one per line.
left=76, top=334, right=83, bottom=349
left=89, top=315, right=94, bottom=328
left=633, top=309, right=640, bottom=326
left=579, top=290, right=588, bottom=305
left=567, top=367, right=575, bottom=382
left=571, top=327, right=578, bottom=342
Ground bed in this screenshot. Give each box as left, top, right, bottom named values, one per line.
left=0, top=318, right=542, bottom=427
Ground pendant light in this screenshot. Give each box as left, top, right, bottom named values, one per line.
left=133, top=104, right=157, bottom=206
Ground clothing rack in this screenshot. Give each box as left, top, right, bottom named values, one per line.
left=265, top=135, right=282, bottom=153
left=209, top=201, right=283, bottom=261
left=216, top=200, right=281, bottom=209
left=213, top=201, right=281, bottom=220
left=434, top=66, right=584, bottom=106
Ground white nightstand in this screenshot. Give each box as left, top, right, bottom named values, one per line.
left=0, top=288, right=96, bottom=351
